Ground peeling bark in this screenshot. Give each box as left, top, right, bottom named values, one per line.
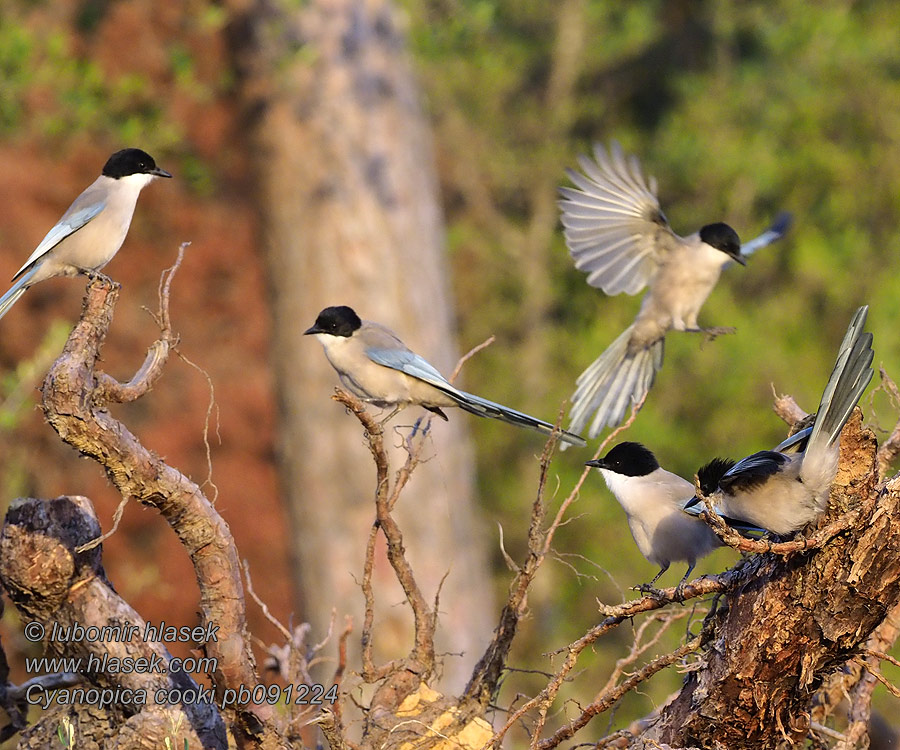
left=652, top=413, right=900, bottom=749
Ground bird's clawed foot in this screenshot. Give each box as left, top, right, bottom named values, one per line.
left=83, top=270, right=117, bottom=288
left=632, top=582, right=665, bottom=598
left=694, top=325, right=736, bottom=342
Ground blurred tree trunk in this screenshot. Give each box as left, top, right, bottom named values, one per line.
left=228, top=0, right=493, bottom=688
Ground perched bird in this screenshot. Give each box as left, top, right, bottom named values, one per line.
left=0, top=148, right=172, bottom=321
left=685, top=306, right=874, bottom=535
left=304, top=305, right=586, bottom=446
left=559, top=141, right=791, bottom=440
left=585, top=441, right=721, bottom=593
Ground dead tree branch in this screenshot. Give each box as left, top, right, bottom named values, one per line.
left=331, top=389, right=437, bottom=731
left=650, top=415, right=900, bottom=748
left=35, top=267, right=287, bottom=749
left=463, top=397, right=646, bottom=715
left=0, top=495, right=224, bottom=749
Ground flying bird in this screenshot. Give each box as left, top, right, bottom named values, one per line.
left=685, top=306, right=873, bottom=535
left=559, top=141, right=791, bottom=440
left=305, top=305, right=586, bottom=446
left=0, top=148, right=172, bottom=321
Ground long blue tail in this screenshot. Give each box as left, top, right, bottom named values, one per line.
left=0, top=267, right=38, bottom=322
left=445, top=388, right=586, bottom=447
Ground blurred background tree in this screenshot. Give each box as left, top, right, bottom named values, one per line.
left=0, top=0, right=899, bottom=744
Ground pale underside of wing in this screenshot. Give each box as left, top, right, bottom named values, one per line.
left=559, top=141, right=677, bottom=297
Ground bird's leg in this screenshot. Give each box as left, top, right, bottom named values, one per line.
left=674, top=562, right=696, bottom=602
left=686, top=326, right=737, bottom=342
left=368, top=403, right=402, bottom=426
left=633, top=564, right=669, bottom=597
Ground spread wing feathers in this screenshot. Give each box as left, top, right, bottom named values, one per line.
left=565, top=324, right=664, bottom=442
left=12, top=200, right=106, bottom=280
left=806, top=305, right=874, bottom=457
left=718, top=450, right=791, bottom=494
left=559, top=141, right=675, bottom=296
left=0, top=265, right=39, bottom=321
left=739, top=212, right=793, bottom=258
left=365, top=347, right=586, bottom=447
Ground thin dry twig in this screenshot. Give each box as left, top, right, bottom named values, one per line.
left=851, top=657, right=900, bottom=698
left=536, top=635, right=701, bottom=750
left=875, top=366, right=900, bottom=476
left=772, top=392, right=808, bottom=426
left=332, top=389, right=435, bottom=677
left=74, top=494, right=129, bottom=553
left=464, top=396, right=646, bottom=714
left=243, top=559, right=292, bottom=642
left=449, top=335, right=495, bottom=383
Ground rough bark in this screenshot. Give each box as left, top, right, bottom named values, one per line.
left=30, top=275, right=287, bottom=749
left=648, top=412, right=900, bottom=749
left=227, top=0, right=493, bottom=688
left=0, top=495, right=222, bottom=749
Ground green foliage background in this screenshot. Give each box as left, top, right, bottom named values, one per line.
left=404, top=0, right=900, bottom=730
left=1, top=0, right=900, bottom=740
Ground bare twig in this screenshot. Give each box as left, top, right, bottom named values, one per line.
left=875, top=366, right=900, bottom=476
left=243, top=559, right=292, bottom=642
left=537, top=635, right=701, bottom=750
left=332, top=388, right=435, bottom=682
left=93, top=243, right=186, bottom=403
left=851, top=657, right=900, bottom=698
left=74, top=494, right=129, bottom=553
left=464, top=396, right=646, bottom=712
left=694, top=493, right=865, bottom=557
left=772, top=392, right=808, bottom=426
left=449, top=336, right=495, bottom=383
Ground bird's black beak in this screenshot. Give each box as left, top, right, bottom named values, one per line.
left=150, top=167, right=173, bottom=178
left=585, top=458, right=605, bottom=469
left=303, top=325, right=322, bottom=336
left=733, top=253, right=747, bottom=266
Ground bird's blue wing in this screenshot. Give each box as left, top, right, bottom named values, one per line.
left=12, top=200, right=106, bottom=280
left=365, top=346, right=453, bottom=389
left=719, top=450, right=790, bottom=493
left=772, top=426, right=812, bottom=454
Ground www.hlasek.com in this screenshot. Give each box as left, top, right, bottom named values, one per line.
left=22, top=620, right=338, bottom=710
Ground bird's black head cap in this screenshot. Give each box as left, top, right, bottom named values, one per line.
left=696, top=457, right=736, bottom=497
left=586, top=441, right=660, bottom=477
left=700, top=222, right=744, bottom=264
left=304, top=305, right=362, bottom=337
left=103, top=148, right=172, bottom=179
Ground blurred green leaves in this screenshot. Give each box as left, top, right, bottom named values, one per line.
left=0, top=14, right=182, bottom=149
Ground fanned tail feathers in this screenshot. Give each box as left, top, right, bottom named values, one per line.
left=566, top=324, right=663, bottom=441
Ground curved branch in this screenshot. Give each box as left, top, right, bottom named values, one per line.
left=39, top=273, right=287, bottom=750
